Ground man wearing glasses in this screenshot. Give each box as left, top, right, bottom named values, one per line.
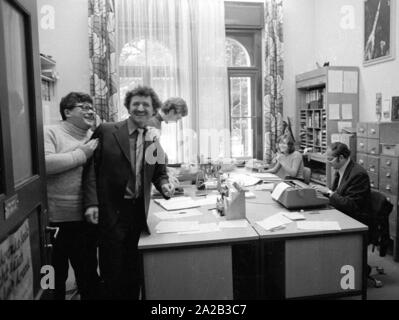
left=44, top=92, right=100, bottom=299
left=312, top=142, right=370, bottom=217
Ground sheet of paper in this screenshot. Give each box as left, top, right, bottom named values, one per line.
left=178, top=223, right=220, bottom=234
left=219, top=220, right=249, bottom=229
left=282, top=212, right=306, bottom=221
left=382, top=99, right=391, bottom=121
left=245, top=191, right=256, bottom=199
left=252, top=173, right=281, bottom=181
left=154, top=197, right=200, bottom=211
left=155, top=221, right=200, bottom=234
left=256, top=213, right=293, bottom=231
left=297, top=221, right=341, bottom=231
left=153, top=209, right=203, bottom=220
left=194, top=195, right=219, bottom=207
left=271, top=182, right=291, bottom=200
left=343, top=71, right=358, bottom=94
left=328, top=104, right=340, bottom=120
left=254, top=183, right=275, bottom=191
left=337, top=121, right=353, bottom=133
left=328, top=70, right=343, bottom=93
left=341, top=104, right=353, bottom=120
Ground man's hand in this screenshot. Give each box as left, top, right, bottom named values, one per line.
left=161, top=183, right=175, bottom=198
left=78, top=139, right=99, bottom=159
left=311, top=184, right=332, bottom=196
left=85, top=206, right=99, bottom=224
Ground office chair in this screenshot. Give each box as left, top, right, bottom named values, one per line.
left=360, top=190, right=393, bottom=288
left=302, top=167, right=311, bottom=185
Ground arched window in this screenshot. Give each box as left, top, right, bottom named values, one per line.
left=225, top=37, right=251, bottom=67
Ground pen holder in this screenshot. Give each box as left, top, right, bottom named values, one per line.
left=225, top=190, right=246, bottom=220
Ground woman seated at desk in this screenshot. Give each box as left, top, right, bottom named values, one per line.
left=265, top=134, right=304, bottom=180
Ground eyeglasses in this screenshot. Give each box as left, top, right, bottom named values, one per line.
left=73, top=103, right=94, bottom=112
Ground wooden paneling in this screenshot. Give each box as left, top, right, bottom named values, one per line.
left=143, top=246, right=233, bottom=300
left=285, top=235, right=363, bottom=298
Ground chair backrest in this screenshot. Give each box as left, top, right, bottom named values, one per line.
left=303, top=167, right=311, bottom=184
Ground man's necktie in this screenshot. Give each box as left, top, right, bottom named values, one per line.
left=332, top=171, right=340, bottom=192
left=135, top=128, right=144, bottom=197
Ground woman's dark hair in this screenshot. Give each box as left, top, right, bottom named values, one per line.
left=124, top=86, right=162, bottom=113
left=59, top=92, right=93, bottom=120
left=330, top=142, right=351, bottom=159
left=277, top=134, right=295, bottom=154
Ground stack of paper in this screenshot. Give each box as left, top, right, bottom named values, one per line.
left=297, top=221, right=341, bottom=231
left=256, top=213, right=293, bottom=231
left=219, top=220, right=249, bottom=229
left=153, top=209, right=203, bottom=220
left=228, top=173, right=262, bottom=187
left=282, top=212, right=306, bottom=221
left=155, top=221, right=200, bottom=234
left=245, top=191, right=256, bottom=199
left=254, top=183, right=275, bottom=191
left=252, top=173, right=281, bottom=181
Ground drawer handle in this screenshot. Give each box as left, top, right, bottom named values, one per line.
left=371, top=150, right=376, bottom=154
left=371, top=129, right=376, bottom=134
left=386, top=161, right=392, bottom=166
left=359, top=160, right=364, bottom=164
left=360, top=143, right=365, bottom=147
left=387, top=197, right=391, bottom=203
left=386, top=173, right=391, bottom=178
left=369, top=166, right=375, bottom=171
left=360, top=128, right=365, bottom=133
left=371, top=182, right=375, bottom=187
left=386, top=185, right=391, bottom=191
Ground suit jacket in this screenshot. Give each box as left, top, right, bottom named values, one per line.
left=329, top=160, right=370, bottom=217
left=83, top=120, right=169, bottom=234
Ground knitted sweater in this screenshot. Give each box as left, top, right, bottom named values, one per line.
left=44, top=121, right=92, bottom=223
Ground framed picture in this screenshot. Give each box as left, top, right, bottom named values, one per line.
left=364, top=0, right=396, bottom=66
left=392, top=96, right=399, bottom=121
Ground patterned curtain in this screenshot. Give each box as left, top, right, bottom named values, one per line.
left=88, top=0, right=118, bottom=122
left=264, top=0, right=284, bottom=163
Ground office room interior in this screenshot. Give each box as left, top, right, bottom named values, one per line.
left=0, top=0, right=399, bottom=301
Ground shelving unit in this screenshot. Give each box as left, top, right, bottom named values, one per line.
left=296, top=66, right=359, bottom=187
left=40, top=54, right=58, bottom=124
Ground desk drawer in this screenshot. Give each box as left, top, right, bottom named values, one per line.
left=382, top=193, right=398, bottom=239
left=357, top=123, right=368, bottom=138
left=357, top=153, right=368, bottom=169
left=368, top=172, right=379, bottom=190
left=367, top=139, right=380, bottom=156
left=367, top=155, right=379, bottom=173
left=368, top=123, right=380, bottom=139
left=380, top=156, right=399, bottom=172
left=357, top=138, right=368, bottom=153
left=381, top=144, right=399, bottom=157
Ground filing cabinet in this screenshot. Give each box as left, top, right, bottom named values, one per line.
left=357, top=122, right=399, bottom=261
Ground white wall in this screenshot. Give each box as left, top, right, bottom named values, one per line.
left=313, top=0, right=399, bottom=122
left=283, top=0, right=316, bottom=128
left=37, top=0, right=90, bottom=123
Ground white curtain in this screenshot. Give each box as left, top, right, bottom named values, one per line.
left=116, top=0, right=229, bottom=163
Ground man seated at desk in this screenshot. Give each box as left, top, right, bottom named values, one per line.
left=312, top=142, right=370, bottom=217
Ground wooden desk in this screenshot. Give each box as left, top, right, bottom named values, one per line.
left=245, top=193, right=368, bottom=300
left=139, top=196, right=259, bottom=300
left=139, top=187, right=368, bottom=300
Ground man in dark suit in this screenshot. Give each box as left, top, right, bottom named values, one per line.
left=312, top=142, right=370, bottom=217
left=83, top=86, right=175, bottom=299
